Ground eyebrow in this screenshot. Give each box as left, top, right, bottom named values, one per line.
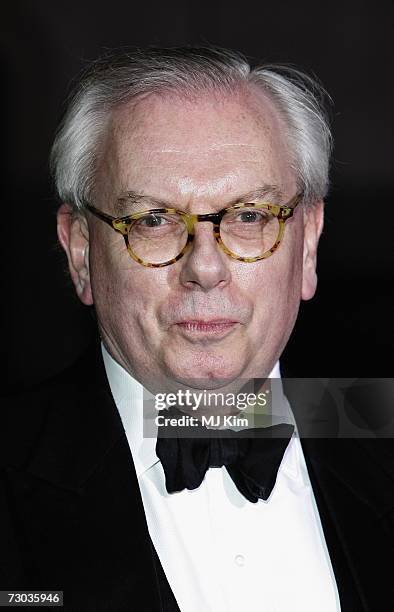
left=114, top=183, right=285, bottom=215
left=229, top=184, right=285, bottom=205
left=114, top=191, right=170, bottom=215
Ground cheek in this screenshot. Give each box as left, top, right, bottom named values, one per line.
left=89, top=234, right=123, bottom=307
left=245, top=249, right=302, bottom=303
left=89, top=235, right=168, bottom=334
left=246, top=232, right=304, bottom=331
left=277, top=233, right=304, bottom=311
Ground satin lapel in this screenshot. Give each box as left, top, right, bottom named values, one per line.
left=282, top=376, right=394, bottom=610
left=4, top=341, right=163, bottom=611
left=300, top=439, right=365, bottom=610
left=300, top=436, right=394, bottom=611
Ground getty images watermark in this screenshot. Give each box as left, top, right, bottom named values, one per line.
left=154, top=388, right=270, bottom=428
left=142, top=378, right=297, bottom=438
left=141, top=378, right=394, bottom=439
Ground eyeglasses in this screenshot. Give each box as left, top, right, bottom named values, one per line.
left=85, top=192, right=303, bottom=268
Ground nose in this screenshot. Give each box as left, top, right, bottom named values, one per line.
left=179, top=222, right=231, bottom=291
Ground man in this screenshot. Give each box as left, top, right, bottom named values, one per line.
left=1, top=47, right=392, bottom=611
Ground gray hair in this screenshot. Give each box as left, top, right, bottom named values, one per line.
left=50, top=46, right=333, bottom=209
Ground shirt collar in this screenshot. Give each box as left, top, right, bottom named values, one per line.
left=101, top=344, right=159, bottom=478
left=101, top=343, right=297, bottom=480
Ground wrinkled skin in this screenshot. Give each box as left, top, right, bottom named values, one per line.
left=58, top=86, right=324, bottom=394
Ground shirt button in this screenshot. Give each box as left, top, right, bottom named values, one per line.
left=234, top=554, right=245, bottom=567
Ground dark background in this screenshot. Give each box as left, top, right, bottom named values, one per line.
left=2, top=0, right=394, bottom=387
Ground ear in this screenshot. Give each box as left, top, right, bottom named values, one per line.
left=57, top=203, right=93, bottom=305
left=301, top=200, right=324, bottom=301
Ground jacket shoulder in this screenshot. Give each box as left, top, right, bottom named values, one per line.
left=1, top=340, right=113, bottom=471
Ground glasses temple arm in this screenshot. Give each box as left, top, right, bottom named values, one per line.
left=84, top=203, right=116, bottom=227
left=289, top=192, right=304, bottom=209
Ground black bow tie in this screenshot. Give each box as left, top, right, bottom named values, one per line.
left=156, top=414, right=294, bottom=503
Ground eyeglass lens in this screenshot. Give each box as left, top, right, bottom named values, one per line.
left=127, top=208, right=280, bottom=264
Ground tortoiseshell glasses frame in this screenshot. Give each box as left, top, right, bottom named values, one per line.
left=84, top=191, right=303, bottom=268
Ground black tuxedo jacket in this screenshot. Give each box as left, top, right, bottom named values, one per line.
left=1, top=343, right=393, bottom=611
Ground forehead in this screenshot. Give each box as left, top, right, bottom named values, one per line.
left=99, top=86, right=295, bottom=204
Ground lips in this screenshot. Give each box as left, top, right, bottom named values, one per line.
left=175, top=320, right=238, bottom=334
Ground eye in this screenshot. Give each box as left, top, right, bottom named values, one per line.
left=237, top=210, right=263, bottom=223
left=130, top=212, right=185, bottom=239
left=137, top=213, right=170, bottom=227
left=231, top=208, right=271, bottom=224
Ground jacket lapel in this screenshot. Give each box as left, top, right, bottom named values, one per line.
left=283, top=377, right=394, bottom=610
left=5, top=341, right=164, bottom=610
left=7, top=349, right=393, bottom=611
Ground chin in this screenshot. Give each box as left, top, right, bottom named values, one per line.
left=163, top=351, right=248, bottom=391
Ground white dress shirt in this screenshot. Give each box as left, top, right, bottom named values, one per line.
left=102, top=345, right=341, bottom=612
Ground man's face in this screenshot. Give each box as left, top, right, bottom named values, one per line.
left=58, top=86, right=323, bottom=390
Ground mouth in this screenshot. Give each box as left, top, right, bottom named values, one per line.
left=174, top=319, right=238, bottom=338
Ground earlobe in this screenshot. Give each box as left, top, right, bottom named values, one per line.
left=57, top=203, right=94, bottom=306
left=301, top=201, right=324, bottom=301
